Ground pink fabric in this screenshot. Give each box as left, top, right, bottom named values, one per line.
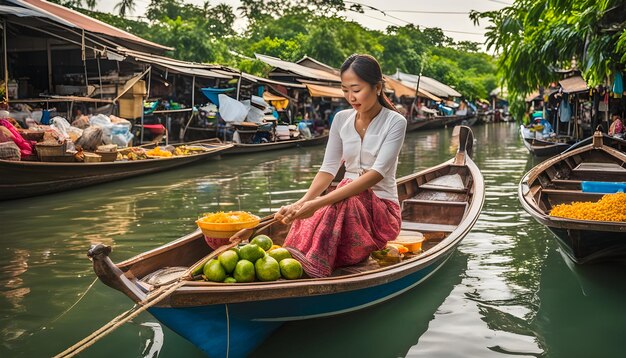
left=284, top=178, right=402, bottom=278
left=0, top=119, right=33, bottom=158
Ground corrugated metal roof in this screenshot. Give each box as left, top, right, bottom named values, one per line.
left=559, top=76, right=588, bottom=94
left=11, top=0, right=172, bottom=52
left=296, top=56, right=340, bottom=76
left=122, top=50, right=232, bottom=79
left=256, top=53, right=341, bottom=83
left=391, top=70, right=462, bottom=98
left=241, top=73, right=307, bottom=89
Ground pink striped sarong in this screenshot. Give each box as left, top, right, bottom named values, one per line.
left=284, top=179, right=402, bottom=278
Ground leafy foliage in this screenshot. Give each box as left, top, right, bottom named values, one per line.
left=471, top=0, right=626, bottom=119
left=69, top=0, right=497, bottom=99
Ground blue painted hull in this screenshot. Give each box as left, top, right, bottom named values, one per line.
left=149, top=250, right=454, bottom=357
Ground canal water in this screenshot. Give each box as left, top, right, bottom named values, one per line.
left=1, top=123, right=625, bottom=357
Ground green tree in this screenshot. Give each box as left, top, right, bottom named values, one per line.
left=472, top=0, right=626, bottom=119
left=114, top=0, right=136, bottom=18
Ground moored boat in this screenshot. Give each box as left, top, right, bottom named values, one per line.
left=223, top=134, right=329, bottom=155
left=86, top=126, right=484, bottom=357
left=0, top=139, right=233, bottom=201
left=520, top=124, right=574, bottom=157
left=518, top=131, right=626, bottom=264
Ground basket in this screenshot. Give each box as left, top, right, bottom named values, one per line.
left=83, top=152, right=102, bottom=163
left=95, top=150, right=118, bottom=162
left=36, top=142, right=66, bottom=158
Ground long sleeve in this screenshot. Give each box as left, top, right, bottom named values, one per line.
left=370, top=118, right=407, bottom=177
left=318, top=113, right=344, bottom=176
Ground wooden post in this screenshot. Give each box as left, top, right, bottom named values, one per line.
left=47, top=39, right=53, bottom=94
left=3, top=19, right=8, bottom=105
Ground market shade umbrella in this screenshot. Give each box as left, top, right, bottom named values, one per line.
left=306, top=84, right=344, bottom=98
left=263, top=92, right=288, bottom=102
left=559, top=76, right=588, bottom=94
left=525, top=91, right=541, bottom=102
left=384, top=76, right=441, bottom=102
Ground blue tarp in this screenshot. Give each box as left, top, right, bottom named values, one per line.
left=200, top=87, right=236, bottom=106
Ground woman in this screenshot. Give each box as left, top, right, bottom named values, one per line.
left=275, top=54, right=407, bottom=277
left=608, top=114, right=624, bottom=138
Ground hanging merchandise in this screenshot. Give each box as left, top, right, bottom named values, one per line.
left=613, top=72, right=623, bottom=98
left=598, top=92, right=609, bottom=112
left=559, top=99, right=571, bottom=122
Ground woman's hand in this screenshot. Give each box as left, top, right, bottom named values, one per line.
left=275, top=199, right=324, bottom=225
left=290, top=199, right=323, bottom=222
left=275, top=202, right=303, bottom=224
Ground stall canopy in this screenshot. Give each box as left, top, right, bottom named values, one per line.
left=256, top=53, right=341, bottom=83
left=122, top=50, right=233, bottom=79
left=391, top=70, right=462, bottom=98
left=306, top=84, right=344, bottom=98
left=384, top=75, right=441, bottom=101
left=263, top=91, right=288, bottom=102
left=8, top=0, right=172, bottom=53
left=559, top=76, right=588, bottom=94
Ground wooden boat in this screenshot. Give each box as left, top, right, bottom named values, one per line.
left=518, top=131, right=626, bottom=264
left=406, top=114, right=473, bottom=132
left=223, top=134, right=329, bottom=155
left=87, top=126, right=484, bottom=357
left=0, top=139, right=233, bottom=201
left=520, top=124, right=573, bottom=157
left=562, top=132, right=626, bottom=153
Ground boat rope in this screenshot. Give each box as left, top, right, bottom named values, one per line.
left=53, top=280, right=186, bottom=358
left=51, top=277, right=99, bottom=324
left=28, top=277, right=99, bottom=338
left=55, top=216, right=276, bottom=357
left=225, top=303, right=230, bottom=358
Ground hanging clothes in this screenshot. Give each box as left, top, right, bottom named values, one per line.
left=613, top=72, right=623, bottom=98
left=559, top=99, right=572, bottom=122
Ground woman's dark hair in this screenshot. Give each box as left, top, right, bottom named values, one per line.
left=340, top=54, right=399, bottom=112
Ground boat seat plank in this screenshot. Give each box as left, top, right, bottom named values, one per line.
left=410, top=191, right=468, bottom=202
left=403, top=198, right=468, bottom=206
left=401, top=222, right=457, bottom=232
left=573, top=162, right=626, bottom=172
left=419, top=183, right=468, bottom=193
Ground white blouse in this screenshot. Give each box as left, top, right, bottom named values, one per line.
left=319, top=107, right=407, bottom=203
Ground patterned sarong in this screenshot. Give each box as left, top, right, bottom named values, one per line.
left=284, top=179, right=401, bottom=278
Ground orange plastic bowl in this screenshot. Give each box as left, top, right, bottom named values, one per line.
left=196, top=211, right=260, bottom=241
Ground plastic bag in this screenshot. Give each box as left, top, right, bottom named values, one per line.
left=75, top=126, right=103, bottom=151
left=50, top=116, right=72, bottom=141
left=218, top=94, right=248, bottom=122
left=246, top=106, right=265, bottom=123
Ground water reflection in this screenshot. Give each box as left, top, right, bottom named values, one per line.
left=4, top=123, right=625, bottom=358
left=533, top=248, right=626, bottom=357
left=252, top=251, right=468, bottom=358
